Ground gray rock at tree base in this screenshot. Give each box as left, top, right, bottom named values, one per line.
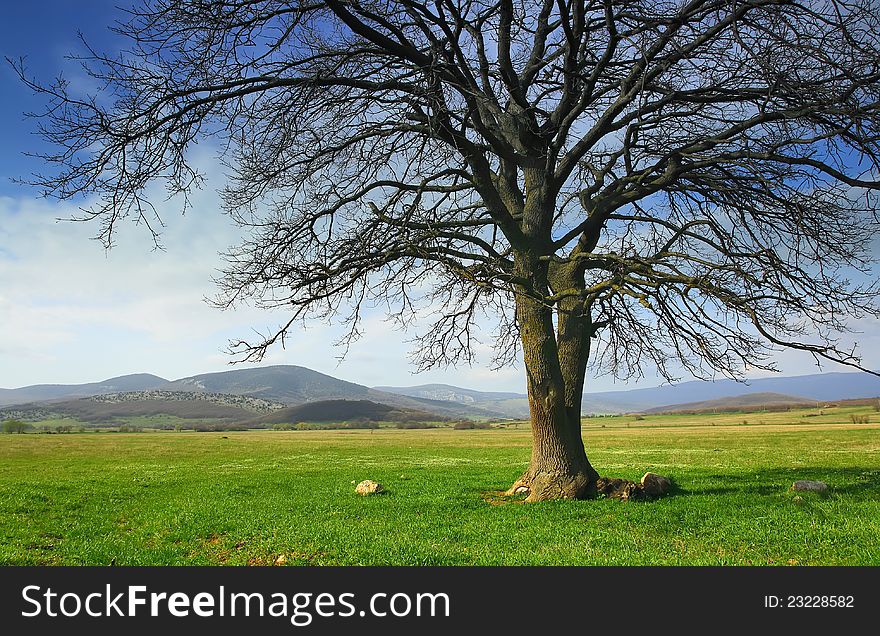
left=355, top=479, right=385, bottom=496
left=791, top=480, right=828, bottom=493
left=641, top=472, right=672, bottom=496
left=596, top=477, right=644, bottom=500
left=596, top=472, right=673, bottom=501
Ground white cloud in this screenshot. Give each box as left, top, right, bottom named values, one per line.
left=0, top=177, right=527, bottom=390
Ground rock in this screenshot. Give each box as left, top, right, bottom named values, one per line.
left=595, top=473, right=673, bottom=501
left=617, top=481, right=643, bottom=501
left=791, top=480, right=828, bottom=493
left=596, top=477, right=644, bottom=501
left=641, top=472, right=672, bottom=496
left=355, top=479, right=384, bottom=496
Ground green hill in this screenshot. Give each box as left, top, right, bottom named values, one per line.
left=250, top=399, right=447, bottom=424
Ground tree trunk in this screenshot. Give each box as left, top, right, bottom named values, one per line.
left=506, top=256, right=599, bottom=501
left=551, top=260, right=594, bottom=462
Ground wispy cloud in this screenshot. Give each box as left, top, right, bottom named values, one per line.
left=0, top=170, right=526, bottom=390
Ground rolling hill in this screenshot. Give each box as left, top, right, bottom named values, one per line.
left=373, top=383, right=524, bottom=404
left=165, top=366, right=493, bottom=418
left=249, top=399, right=447, bottom=425
left=579, top=371, right=880, bottom=413
left=0, top=391, right=283, bottom=425
left=0, top=374, right=168, bottom=407
left=165, top=365, right=368, bottom=404
left=373, top=383, right=530, bottom=418
left=1, top=366, right=494, bottom=419
left=376, top=371, right=880, bottom=416
left=4, top=366, right=880, bottom=420
left=642, top=392, right=817, bottom=414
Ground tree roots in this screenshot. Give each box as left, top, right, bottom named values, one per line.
left=505, top=474, right=665, bottom=502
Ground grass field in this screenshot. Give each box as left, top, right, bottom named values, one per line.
left=1, top=407, right=878, bottom=565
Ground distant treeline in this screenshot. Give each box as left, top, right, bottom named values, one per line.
left=652, top=397, right=880, bottom=416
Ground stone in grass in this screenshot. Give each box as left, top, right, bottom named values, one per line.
left=596, top=477, right=644, bottom=501
left=641, top=472, right=672, bottom=496
left=356, top=479, right=385, bottom=496
left=791, top=480, right=828, bottom=494
left=595, top=472, right=672, bottom=501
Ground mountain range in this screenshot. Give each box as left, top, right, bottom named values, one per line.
left=0, top=373, right=168, bottom=406
left=578, top=371, right=880, bottom=413
left=378, top=371, right=880, bottom=416
left=0, top=366, right=494, bottom=419
left=2, top=366, right=879, bottom=418
left=372, top=383, right=529, bottom=418
left=641, top=392, right=817, bottom=414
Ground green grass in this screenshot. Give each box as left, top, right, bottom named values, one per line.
left=20, top=414, right=205, bottom=431
left=0, top=409, right=878, bottom=565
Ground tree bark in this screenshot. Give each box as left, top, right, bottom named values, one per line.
left=551, top=260, right=594, bottom=462
left=506, top=255, right=599, bottom=501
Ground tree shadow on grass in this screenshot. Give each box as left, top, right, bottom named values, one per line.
left=476, top=467, right=879, bottom=504
left=676, top=467, right=880, bottom=498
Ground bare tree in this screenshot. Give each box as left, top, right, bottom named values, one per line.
left=13, top=0, right=880, bottom=500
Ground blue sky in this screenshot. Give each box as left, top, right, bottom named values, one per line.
left=0, top=1, right=877, bottom=391
left=0, top=2, right=121, bottom=196
left=0, top=1, right=527, bottom=390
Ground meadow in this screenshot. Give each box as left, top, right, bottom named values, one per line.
left=0, top=406, right=878, bottom=565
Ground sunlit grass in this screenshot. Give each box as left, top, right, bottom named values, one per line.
left=0, top=410, right=877, bottom=565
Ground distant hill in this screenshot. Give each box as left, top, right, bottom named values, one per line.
left=374, top=383, right=530, bottom=418
left=643, top=392, right=816, bottom=414
left=0, top=366, right=494, bottom=418
left=0, top=391, right=281, bottom=424
left=0, top=374, right=168, bottom=407
left=1, top=393, right=449, bottom=428
left=580, top=371, right=880, bottom=413
left=250, top=399, right=447, bottom=425
left=163, top=366, right=492, bottom=418
left=6, top=366, right=880, bottom=419
left=166, top=365, right=368, bottom=403
left=373, top=384, right=524, bottom=404
left=378, top=371, right=880, bottom=416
